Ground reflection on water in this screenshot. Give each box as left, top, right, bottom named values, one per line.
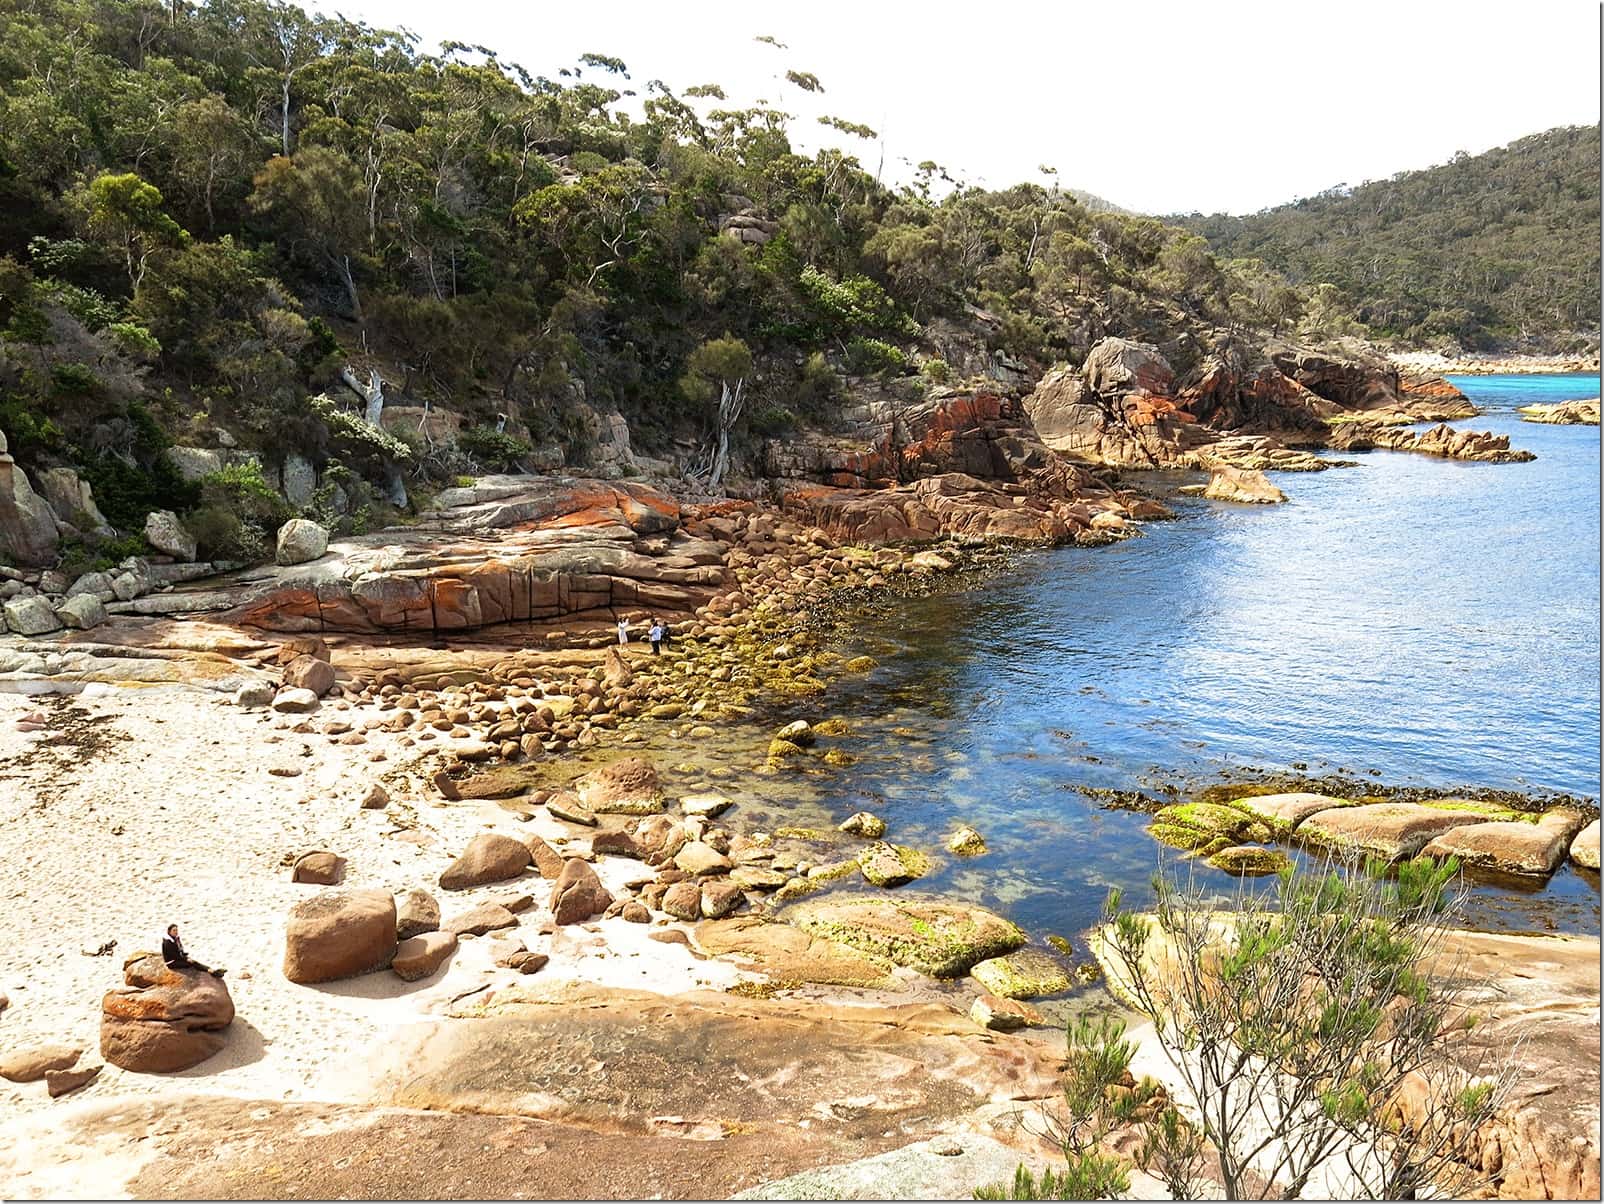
left=783, top=374, right=1600, bottom=939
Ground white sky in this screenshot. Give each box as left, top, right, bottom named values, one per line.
left=312, top=0, right=1600, bottom=214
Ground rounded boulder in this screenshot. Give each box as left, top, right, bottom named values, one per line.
left=284, top=889, right=398, bottom=984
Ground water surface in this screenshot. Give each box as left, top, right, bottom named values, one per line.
left=801, top=373, right=1600, bottom=937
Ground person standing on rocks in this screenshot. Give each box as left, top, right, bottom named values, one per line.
left=162, top=924, right=225, bottom=978
left=648, top=618, right=664, bottom=656
left=616, top=615, right=631, bottom=646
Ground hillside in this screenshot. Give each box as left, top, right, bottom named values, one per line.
left=1181, top=126, right=1601, bottom=353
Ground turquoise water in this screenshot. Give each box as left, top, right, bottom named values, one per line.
left=807, top=373, right=1601, bottom=937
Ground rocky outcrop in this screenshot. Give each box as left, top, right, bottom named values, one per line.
left=143, top=510, right=197, bottom=562
left=36, top=467, right=113, bottom=537
left=1202, top=467, right=1286, bottom=504
left=1297, top=802, right=1497, bottom=860
left=275, top=518, right=329, bottom=566
left=1420, top=811, right=1587, bottom=878
left=283, top=889, right=398, bottom=984
left=0, top=431, right=61, bottom=567
left=1519, top=399, right=1600, bottom=425
left=100, top=953, right=234, bottom=1072
left=1326, top=421, right=1536, bottom=463
left=1397, top=369, right=1478, bottom=419
left=783, top=892, right=1026, bottom=977
left=1025, top=346, right=1207, bottom=470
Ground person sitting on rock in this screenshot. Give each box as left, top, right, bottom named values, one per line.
left=648, top=619, right=664, bottom=656
left=616, top=615, right=631, bottom=646
left=162, top=924, right=225, bottom=978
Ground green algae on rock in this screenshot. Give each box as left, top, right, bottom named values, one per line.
left=946, top=826, right=987, bottom=856
left=1205, top=845, right=1293, bottom=876
left=784, top=893, right=1027, bottom=977
left=970, top=948, right=1072, bottom=998
left=1148, top=801, right=1273, bottom=852
left=838, top=812, right=887, bottom=839
left=856, top=842, right=930, bottom=888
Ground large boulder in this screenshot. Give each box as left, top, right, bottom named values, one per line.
left=1421, top=811, right=1587, bottom=878
left=143, top=510, right=197, bottom=562
left=549, top=858, right=613, bottom=924
left=275, top=518, right=330, bottom=566
left=282, top=654, right=336, bottom=697
left=1298, top=802, right=1497, bottom=861
left=1081, top=337, right=1176, bottom=398
left=100, top=953, right=235, bottom=1073
left=283, top=889, right=398, bottom=984
left=54, top=593, right=108, bottom=631
left=575, top=757, right=664, bottom=815
left=0, top=443, right=61, bottom=567
left=36, top=467, right=113, bottom=537
left=1572, top=819, right=1600, bottom=869
left=1202, top=467, right=1286, bottom=504
left=439, top=833, right=532, bottom=890
left=395, top=888, right=441, bottom=939
left=3, top=594, right=62, bottom=636
left=168, top=447, right=224, bottom=482
left=784, top=893, right=1026, bottom=978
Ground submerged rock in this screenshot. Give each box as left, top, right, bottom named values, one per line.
left=1148, top=802, right=1273, bottom=854
left=856, top=841, right=930, bottom=888
left=784, top=893, right=1026, bottom=978
left=575, top=758, right=663, bottom=815
left=838, top=811, right=886, bottom=838
left=946, top=826, right=987, bottom=856
left=1298, top=802, right=1502, bottom=861
left=1421, top=810, right=1588, bottom=878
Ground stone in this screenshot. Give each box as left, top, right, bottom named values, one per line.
left=283, top=654, right=336, bottom=697
left=575, top=757, right=664, bottom=814
left=970, top=993, right=1044, bottom=1031
left=101, top=954, right=234, bottom=1072
left=591, top=828, right=642, bottom=858
left=784, top=893, right=1027, bottom=978
left=282, top=453, right=316, bottom=506
left=234, top=681, right=275, bottom=708
left=661, top=880, right=702, bottom=921
left=443, top=903, right=518, bottom=937
left=775, top=719, right=815, bottom=747
left=1299, top=802, right=1499, bottom=861
left=0, top=1044, right=82, bottom=1083
left=0, top=452, right=61, bottom=566
left=395, top=889, right=441, bottom=939
left=66, top=570, right=115, bottom=601
left=549, top=858, right=612, bottom=924
left=439, top=833, right=532, bottom=890
left=838, top=812, right=886, bottom=839
left=291, top=850, right=344, bottom=885
left=271, top=688, right=320, bottom=714
left=674, top=841, right=733, bottom=877
left=701, top=878, right=745, bottom=919
left=730, top=865, right=790, bottom=891
left=1421, top=810, right=1588, bottom=878
left=1231, top=792, right=1353, bottom=833
left=37, top=467, right=112, bottom=538
left=970, top=949, right=1072, bottom=999
left=275, top=518, right=330, bottom=566
left=680, top=794, right=733, bottom=818
left=525, top=835, right=566, bottom=879
left=856, top=842, right=930, bottom=888
left=1203, top=466, right=1286, bottom=504
left=283, top=889, right=398, bottom=983
left=947, top=826, right=986, bottom=856
left=622, top=901, right=651, bottom=923
left=546, top=792, right=598, bottom=826
left=54, top=593, right=107, bottom=630
left=2, top=595, right=61, bottom=636
left=1572, top=819, right=1600, bottom=869
left=45, top=1064, right=102, bottom=1097
left=1148, top=802, right=1274, bottom=853
left=361, top=783, right=390, bottom=810
left=1205, top=845, right=1293, bottom=876
left=168, top=446, right=223, bottom=482
left=391, top=931, right=458, bottom=981
left=144, top=510, right=197, bottom=562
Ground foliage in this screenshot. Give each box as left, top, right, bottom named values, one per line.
left=456, top=424, right=533, bottom=472
left=184, top=459, right=292, bottom=561
left=1183, top=126, right=1600, bottom=350
left=1096, top=857, right=1516, bottom=1199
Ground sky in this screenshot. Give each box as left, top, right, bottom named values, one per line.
left=309, top=0, right=1600, bottom=215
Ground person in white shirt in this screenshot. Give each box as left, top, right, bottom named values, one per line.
left=616, top=616, right=631, bottom=646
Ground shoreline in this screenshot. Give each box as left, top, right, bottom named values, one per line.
left=1389, top=349, right=1600, bottom=377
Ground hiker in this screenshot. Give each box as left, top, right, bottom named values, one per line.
left=162, top=924, right=226, bottom=978
left=648, top=618, right=664, bottom=656
left=616, top=615, right=631, bottom=646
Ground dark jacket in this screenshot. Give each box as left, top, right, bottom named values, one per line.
left=162, top=936, right=186, bottom=967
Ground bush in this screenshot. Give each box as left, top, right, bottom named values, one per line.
left=748, top=404, right=798, bottom=436
left=456, top=424, right=533, bottom=472
left=185, top=460, right=292, bottom=563
left=845, top=336, right=907, bottom=376
left=77, top=450, right=198, bottom=533
left=920, top=356, right=950, bottom=384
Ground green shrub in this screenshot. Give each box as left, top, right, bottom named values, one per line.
left=185, top=460, right=291, bottom=562
left=50, top=362, right=101, bottom=397
left=457, top=424, right=533, bottom=472
left=56, top=532, right=151, bottom=578
left=845, top=336, right=907, bottom=376
left=920, top=357, right=950, bottom=384
left=78, top=451, right=199, bottom=532
left=748, top=404, right=798, bottom=436
left=0, top=394, right=66, bottom=457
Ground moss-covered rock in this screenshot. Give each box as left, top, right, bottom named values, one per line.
left=970, top=948, right=1072, bottom=999
left=857, top=842, right=930, bottom=888
left=767, top=737, right=809, bottom=766
left=813, top=717, right=852, bottom=737
left=946, top=826, right=987, bottom=856
left=784, top=893, right=1027, bottom=977
left=843, top=656, right=878, bottom=673
left=1149, top=801, right=1273, bottom=851
left=821, top=748, right=857, bottom=767
left=838, top=812, right=887, bottom=838
left=775, top=719, right=815, bottom=747
left=1205, top=845, right=1293, bottom=876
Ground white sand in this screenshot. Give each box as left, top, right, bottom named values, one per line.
left=0, top=683, right=742, bottom=1135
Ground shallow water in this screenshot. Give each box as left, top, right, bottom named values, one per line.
left=789, top=373, right=1601, bottom=940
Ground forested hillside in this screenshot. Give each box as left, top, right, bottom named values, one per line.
left=1182, top=126, right=1600, bottom=353
left=0, top=0, right=1460, bottom=570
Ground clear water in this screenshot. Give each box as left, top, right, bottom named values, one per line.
left=799, top=373, right=1601, bottom=939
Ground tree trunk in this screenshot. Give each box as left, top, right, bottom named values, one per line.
left=281, top=75, right=293, bottom=157
left=707, top=377, right=745, bottom=492
left=341, top=366, right=385, bottom=426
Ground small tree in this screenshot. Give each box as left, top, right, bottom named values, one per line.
left=1097, top=857, right=1517, bottom=1200
left=679, top=335, right=752, bottom=492
left=77, top=173, right=187, bottom=294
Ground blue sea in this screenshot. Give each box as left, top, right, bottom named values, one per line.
left=797, top=373, right=1601, bottom=936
